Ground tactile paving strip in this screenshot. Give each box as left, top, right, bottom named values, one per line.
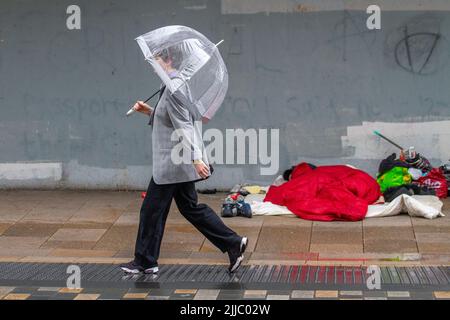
left=0, top=263, right=449, bottom=290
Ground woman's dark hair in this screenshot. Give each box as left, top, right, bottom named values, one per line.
left=282, top=167, right=295, bottom=181
left=282, top=163, right=317, bottom=181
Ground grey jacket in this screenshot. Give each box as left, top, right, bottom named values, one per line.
left=149, top=79, right=210, bottom=185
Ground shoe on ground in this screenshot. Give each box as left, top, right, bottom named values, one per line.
left=228, top=237, right=248, bottom=273
left=120, top=261, right=144, bottom=274
left=144, top=266, right=159, bottom=274
left=221, top=197, right=238, bottom=217
left=236, top=200, right=252, bottom=218
left=120, top=261, right=159, bottom=274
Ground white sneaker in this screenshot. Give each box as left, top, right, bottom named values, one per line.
left=228, top=237, right=248, bottom=273
left=144, top=266, right=159, bottom=274
left=240, top=237, right=248, bottom=253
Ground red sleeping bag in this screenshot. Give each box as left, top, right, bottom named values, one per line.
left=264, top=163, right=381, bottom=221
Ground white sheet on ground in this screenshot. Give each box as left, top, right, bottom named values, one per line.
left=246, top=193, right=294, bottom=216
left=246, top=191, right=444, bottom=219
left=366, top=195, right=444, bottom=219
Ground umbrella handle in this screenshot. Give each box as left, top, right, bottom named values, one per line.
left=126, top=88, right=162, bottom=117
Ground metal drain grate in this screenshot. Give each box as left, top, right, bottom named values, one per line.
left=0, top=263, right=449, bottom=289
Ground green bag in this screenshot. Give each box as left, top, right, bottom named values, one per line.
left=377, top=167, right=412, bottom=193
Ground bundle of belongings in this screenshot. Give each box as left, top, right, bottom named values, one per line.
left=243, top=160, right=445, bottom=222
left=439, top=161, right=450, bottom=195
left=377, top=153, right=448, bottom=201
left=220, top=184, right=267, bottom=218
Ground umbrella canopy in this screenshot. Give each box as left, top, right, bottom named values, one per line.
left=135, top=25, right=228, bottom=122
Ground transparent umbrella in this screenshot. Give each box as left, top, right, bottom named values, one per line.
left=135, top=25, right=228, bottom=123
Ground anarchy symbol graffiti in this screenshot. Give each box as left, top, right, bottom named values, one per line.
left=394, top=26, right=441, bottom=75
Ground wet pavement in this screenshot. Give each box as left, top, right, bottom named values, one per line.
left=0, top=190, right=449, bottom=300
left=1, top=190, right=449, bottom=265
left=0, top=263, right=449, bottom=300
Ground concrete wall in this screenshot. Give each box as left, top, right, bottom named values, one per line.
left=1, top=0, right=450, bottom=190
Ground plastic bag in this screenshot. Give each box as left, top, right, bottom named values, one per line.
left=415, top=168, right=448, bottom=198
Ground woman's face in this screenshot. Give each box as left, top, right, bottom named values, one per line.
left=155, top=56, right=171, bottom=72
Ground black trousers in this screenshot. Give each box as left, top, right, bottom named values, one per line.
left=134, top=178, right=241, bottom=268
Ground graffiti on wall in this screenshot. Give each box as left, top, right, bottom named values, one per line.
left=385, top=14, right=449, bottom=75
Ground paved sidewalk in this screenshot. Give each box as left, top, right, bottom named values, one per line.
left=0, top=190, right=449, bottom=266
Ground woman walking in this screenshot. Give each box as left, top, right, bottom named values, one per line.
left=121, top=46, right=248, bottom=275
